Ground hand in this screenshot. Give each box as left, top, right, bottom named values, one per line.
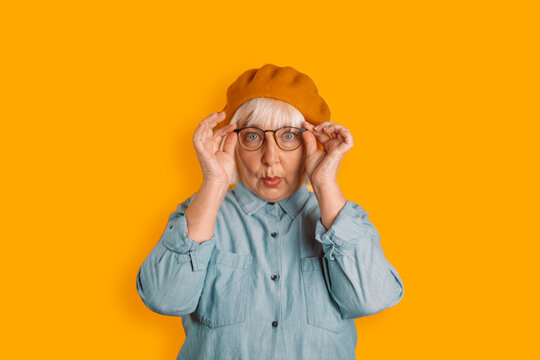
left=192, top=111, right=238, bottom=185
left=302, top=121, right=354, bottom=187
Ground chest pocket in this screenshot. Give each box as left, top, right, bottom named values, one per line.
left=300, top=256, right=347, bottom=334
left=195, top=248, right=253, bottom=328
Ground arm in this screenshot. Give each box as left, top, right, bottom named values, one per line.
left=302, top=120, right=403, bottom=318
left=136, top=183, right=225, bottom=316
left=313, top=193, right=404, bottom=319
left=136, top=111, right=237, bottom=316
left=311, top=180, right=346, bottom=230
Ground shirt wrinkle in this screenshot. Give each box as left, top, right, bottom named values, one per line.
left=136, top=181, right=405, bottom=360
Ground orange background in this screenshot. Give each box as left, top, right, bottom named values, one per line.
left=1, top=1, right=538, bottom=359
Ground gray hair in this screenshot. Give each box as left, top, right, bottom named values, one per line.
left=222, top=97, right=310, bottom=186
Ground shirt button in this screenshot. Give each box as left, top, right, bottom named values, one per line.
left=272, top=321, right=278, bottom=328
left=271, top=232, right=279, bottom=238
left=271, top=274, right=279, bottom=281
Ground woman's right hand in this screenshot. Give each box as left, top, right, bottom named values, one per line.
left=192, top=111, right=238, bottom=185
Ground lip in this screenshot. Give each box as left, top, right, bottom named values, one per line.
left=261, top=176, right=282, bottom=188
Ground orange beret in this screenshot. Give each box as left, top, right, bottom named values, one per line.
left=217, top=64, right=330, bottom=129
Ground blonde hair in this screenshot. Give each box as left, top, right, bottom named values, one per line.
left=222, top=97, right=310, bottom=186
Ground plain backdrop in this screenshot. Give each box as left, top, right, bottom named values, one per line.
left=1, top=1, right=538, bottom=359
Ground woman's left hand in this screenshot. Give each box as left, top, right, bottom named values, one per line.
left=302, top=121, right=354, bottom=187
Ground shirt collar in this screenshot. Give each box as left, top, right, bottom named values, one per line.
left=233, top=181, right=311, bottom=219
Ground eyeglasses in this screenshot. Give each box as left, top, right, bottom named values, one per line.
left=233, top=126, right=306, bottom=151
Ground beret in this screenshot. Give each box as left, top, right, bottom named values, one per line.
left=217, top=64, right=330, bottom=129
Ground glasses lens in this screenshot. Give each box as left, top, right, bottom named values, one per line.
left=239, top=128, right=264, bottom=150
left=276, top=127, right=302, bottom=150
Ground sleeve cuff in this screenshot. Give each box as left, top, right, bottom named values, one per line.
left=314, top=201, right=372, bottom=260
left=161, top=212, right=217, bottom=271
left=162, top=205, right=217, bottom=252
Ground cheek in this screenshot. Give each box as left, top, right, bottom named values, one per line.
left=237, top=151, right=260, bottom=174
left=284, top=153, right=305, bottom=175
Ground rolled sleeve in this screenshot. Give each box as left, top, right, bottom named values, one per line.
left=313, top=200, right=404, bottom=317
left=314, top=201, right=372, bottom=260
left=136, top=194, right=218, bottom=316
left=162, top=209, right=216, bottom=271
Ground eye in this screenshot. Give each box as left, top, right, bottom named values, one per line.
left=281, top=131, right=297, bottom=141
left=245, top=132, right=260, bottom=141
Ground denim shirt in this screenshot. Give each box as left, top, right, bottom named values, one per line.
left=136, top=181, right=404, bottom=360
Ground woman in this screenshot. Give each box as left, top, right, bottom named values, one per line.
left=136, top=64, right=404, bottom=360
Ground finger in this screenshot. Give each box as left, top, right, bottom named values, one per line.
left=321, top=124, right=345, bottom=138
left=194, top=123, right=218, bottom=153
left=204, top=111, right=225, bottom=127
left=222, top=131, right=238, bottom=155
left=316, top=122, right=346, bottom=139
left=213, top=123, right=237, bottom=147
left=204, top=111, right=223, bottom=121
left=302, top=130, right=318, bottom=157
left=193, top=121, right=208, bottom=143
left=199, top=112, right=226, bottom=139
left=195, top=112, right=221, bottom=137
left=337, top=126, right=353, bottom=145
left=210, top=112, right=227, bottom=133
left=213, top=122, right=236, bottom=140
left=194, top=121, right=213, bottom=143
left=205, top=111, right=218, bottom=119
left=313, top=121, right=335, bottom=131
left=335, top=128, right=354, bottom=153
left=309, top=127, right=332, bottom=145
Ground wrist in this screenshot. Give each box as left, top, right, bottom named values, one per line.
left=311, top=179, right=339, bottom=193
left=200, top=180, right=230, bottom=198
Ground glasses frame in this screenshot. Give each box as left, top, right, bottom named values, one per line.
left=233, top=126, right=307, bottom=151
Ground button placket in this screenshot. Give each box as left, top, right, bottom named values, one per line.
left=268, top=216, right=282, bottom=334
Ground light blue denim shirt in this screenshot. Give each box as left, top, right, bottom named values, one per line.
left=136, top=181, right=404, bottom=360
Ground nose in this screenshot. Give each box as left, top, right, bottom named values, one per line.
left=261, top=133, right=280, bottom=166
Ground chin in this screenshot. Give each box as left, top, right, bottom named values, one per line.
left=260, top=188, right=293, bottom=202
left=258, top=190, right=283, bottom=201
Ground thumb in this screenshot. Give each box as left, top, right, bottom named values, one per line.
left=222, top=131, right=238, bottom=155
left=302, top=131, right=318, bottom=157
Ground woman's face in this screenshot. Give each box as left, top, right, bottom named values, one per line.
left=235, top=123, right=306, bottom=203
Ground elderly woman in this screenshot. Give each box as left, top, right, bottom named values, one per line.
left=136, top=64, right=404, bottom=360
